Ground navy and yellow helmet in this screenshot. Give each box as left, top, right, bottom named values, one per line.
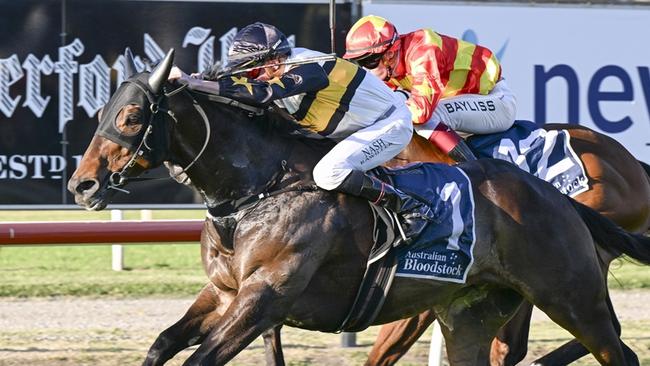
left=226, top=22, right=292, bottom=70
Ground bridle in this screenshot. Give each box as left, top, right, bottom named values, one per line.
left=98, top=49, right=315, bottom=214
left=104, top=75, right=268, bottom=195
left=105, top=79, right=211, bottom=194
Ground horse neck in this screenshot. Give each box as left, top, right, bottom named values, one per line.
left=166, top=92, right=298, bottom=203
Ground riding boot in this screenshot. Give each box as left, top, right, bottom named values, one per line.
left=448, top=139, right=477, bottom=162
left=428, top=122, right=477, bottom=162
left=336, top=170, right=435, bottom=242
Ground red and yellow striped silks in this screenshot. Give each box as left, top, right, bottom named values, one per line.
left=388, top=29, right=502, bottom=124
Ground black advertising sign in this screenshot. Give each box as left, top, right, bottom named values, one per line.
left=0, top=0, right=352, bottom=206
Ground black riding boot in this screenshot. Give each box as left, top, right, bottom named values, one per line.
left=448, top=138, right=477, bottom=162
left=336, top=170, right=435, bottom=242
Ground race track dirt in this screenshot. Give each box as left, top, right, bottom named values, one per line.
left=1, top=290, right=649, bottom=365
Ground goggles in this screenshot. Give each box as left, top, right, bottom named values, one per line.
left=356, top=53, right=384, bottom=70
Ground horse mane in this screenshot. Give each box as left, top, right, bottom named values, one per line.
left=252, top=105, right=336, bottom=157
left=183, top=82, right=335, bottom=157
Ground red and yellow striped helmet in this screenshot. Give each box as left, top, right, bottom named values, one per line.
left=343, top=15, right=398, bottom=60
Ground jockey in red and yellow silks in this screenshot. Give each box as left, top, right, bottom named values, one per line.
left=343, top=15, right=516, bottom=162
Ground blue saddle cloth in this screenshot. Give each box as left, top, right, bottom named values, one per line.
left=376, top=163, right=476, bottom=283
left=467, top=120, right=588, bottom=197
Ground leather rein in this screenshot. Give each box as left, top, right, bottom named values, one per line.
left=105, top=81, right=317, bottom=214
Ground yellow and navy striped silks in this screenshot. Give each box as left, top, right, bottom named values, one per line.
left=214, top=48, right=399, bottom=140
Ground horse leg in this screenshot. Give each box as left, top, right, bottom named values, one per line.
left=181, top=280, right=297, bottom=366
left=437, top=287, right=523, bottom=366
left=532, top=290, right=638, bottom=366
left=364, top=310, right=437, bottom=366
left=530, top=285, right=631, bottom=365
left=142, top=283, right=235, bottom=366
left=262, top=325, right=285, bottom=366
left=181, top=242, right=326, bottom=366
left=489, top=302, right=534, bottom=366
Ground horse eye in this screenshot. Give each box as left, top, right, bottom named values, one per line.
left=127, top=113, right=141, bottom=124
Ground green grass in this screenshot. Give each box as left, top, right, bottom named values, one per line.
left=608, top=257, right=650, bottom=289
left=1, top=210, right=650, bottom=297
left=0, top=210, right=206, bottom=297
left=0, top=244, right=205, bottom=297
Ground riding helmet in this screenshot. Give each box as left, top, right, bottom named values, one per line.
left=226, top=22, right=292, bottom=70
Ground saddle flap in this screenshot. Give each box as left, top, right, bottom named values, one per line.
left=337, top=203, right=403, bottom=332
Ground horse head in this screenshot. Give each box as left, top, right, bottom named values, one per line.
left=67, top=49, right=175, bottom=210
left=68, top=48, right=319, bottom=211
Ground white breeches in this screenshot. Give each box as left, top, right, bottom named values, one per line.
left=415, top=80, right=517, bottom=139
left=313, top=104, right=413, bottom=190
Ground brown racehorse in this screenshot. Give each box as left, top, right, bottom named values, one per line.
left=368, top=126, right=650, bottom=366
left=68, top=50, right=650, bottom=366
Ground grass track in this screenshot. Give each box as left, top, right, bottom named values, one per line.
left=2, top=209, right=649, bottom=297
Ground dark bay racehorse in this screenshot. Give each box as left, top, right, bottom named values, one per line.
left=68, top=50, right=650, bottom=366
left=369, top=127, right=650, bottom=366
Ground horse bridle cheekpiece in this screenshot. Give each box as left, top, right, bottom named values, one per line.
left=97, top=48, right=175, bottom=192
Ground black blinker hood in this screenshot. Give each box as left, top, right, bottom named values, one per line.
left=96, top=74, right=170, bottom=166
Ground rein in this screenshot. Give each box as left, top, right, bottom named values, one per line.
left=106, top=78, right=318, bottom=212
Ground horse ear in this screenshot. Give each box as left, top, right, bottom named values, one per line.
left=124, top=47, right=138, bottom=77
left=97, top=107, right=104, bottom=123
left=148, top=48, right=175, bottom=94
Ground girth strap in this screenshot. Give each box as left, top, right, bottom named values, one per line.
left=207, top=181, right=318, bottom=218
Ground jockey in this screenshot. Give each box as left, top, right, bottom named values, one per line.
left=343, top=15, right=517, bottom=162
left=169, top=22, right=434, bottom=241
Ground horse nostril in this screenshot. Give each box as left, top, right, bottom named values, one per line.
left=76, top=179, right=98, bottom=195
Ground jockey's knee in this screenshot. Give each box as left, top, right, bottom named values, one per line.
left=394, top=116, right=414, bottom=144
left=501, top=93, right=517, bottom=130
left=313, top=160, right=352, bottom=191
left=493, top=80, right=517, bottom=130
left=384, top=107, right=414, bottom=149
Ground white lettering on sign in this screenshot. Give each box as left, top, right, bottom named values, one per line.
left=0, top=155, right=81, bottom=180
left=78, top=55, right=111, bottom=118
left=0, top=28, right=297, bottom=134
left=0, top=55, right=24, bottom=117
left=219, top=27, right=237, bottom=65
left=55, top=38, right=84, bottom=132
left=184, top=26, right=215, bottom=73
left=22, top=54, right=54, bottom=117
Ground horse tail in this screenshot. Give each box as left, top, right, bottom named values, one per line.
left=568, top=198, right=650, bottom=265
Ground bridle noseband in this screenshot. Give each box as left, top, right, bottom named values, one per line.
left=105, top=79, right=212, bottom=194
left=101, top=74, right=316, bottom=214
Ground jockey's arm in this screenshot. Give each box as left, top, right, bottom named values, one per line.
left=407, top=74, right=443, bottom=125
left=176, top=64, right=330, bottom=107
left=402, top=52, right=445, bottom=125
